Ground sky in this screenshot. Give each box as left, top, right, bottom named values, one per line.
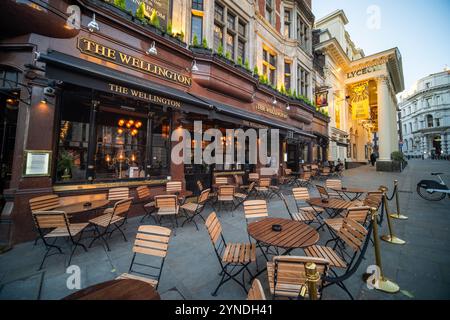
left=312, top=0, right=450, bottom=94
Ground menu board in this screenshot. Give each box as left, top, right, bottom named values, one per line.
left=23, top=150, right=52, bottom=177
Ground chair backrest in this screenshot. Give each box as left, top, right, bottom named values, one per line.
left=311, top=164, right=319, bottom=170
left=279, top=193, right=295, bottom=220
left=247, top=279, right=266, bottom=300
left=337, top=218, right=368, bottom=252
left=243, top=200, right=268, bottom=222
left=132, top=225, right=171, bottom=258
left=197, top=180, right=204, bottom=192
left=198, top=189, right=211, bottom=204
left=215, top=177, right=228, bottom=185
left=166, top=181, right=182, bottom=193
left=249, top=173, right=259, bottom=180
left=292, top=187, right=310, bottom=201
left=322, top=167, right=330, bottom=173
left=136, top=186, right=151, bottom=200
left=271, top=256, right=329, bottom=298
left=154, top=195, right=178, bottom=208
left=233, top=175, right=243, bottom=185
left=325, top=179, right=342, bottom=190
left=345, top=206, right=371, bottom=224
left=364, top=192, right=383, bottom=208
left=247, top=181, right=256, bottom=192
left=284, top=168, right=292, bottom=175
left=113, top=198, right=133, bottom=218
left=316, top=185, right=329, bottom=199
left=32, top=210, right=68, bottom=229
left=218, top=185, right=235, bottom=197
left=259, top=178, right=271, bottom=188
left=29, top=194, right=60, bottom=212
left=108, top=187, right=130, bottom=201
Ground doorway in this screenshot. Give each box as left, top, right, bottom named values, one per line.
left=0, top=96, right=18, bottom=196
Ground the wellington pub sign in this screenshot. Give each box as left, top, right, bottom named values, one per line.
left=103, top=0, right=170, bottom=29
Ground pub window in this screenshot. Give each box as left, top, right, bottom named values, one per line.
left=213, top=24, right=223, bottom=51
left=284, top=10, right=292, bottom=38
left=284, top=61, right=291, bottom=91
left=238, top=39, right=245, bottom=62
left=263, top=48, right=277, bottom=86
left=214, top=2, right=224, bottom=21
left=192, top=0, right=203, bottom=10
left=227, top=13, right=235, bottom=30
left=226, top=33, right=235, bottom=59
left=191, top=0, right=204, bottom=43
left=297, top=64, right=310, bottom=98
left=265, top=0, right=274, bottom=26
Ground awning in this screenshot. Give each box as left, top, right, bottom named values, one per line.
left=193, top=95, right=316, bottom=138
left=39, top=50, right=212, bottom=114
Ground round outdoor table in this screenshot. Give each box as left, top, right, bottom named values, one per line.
left=307, top=197, right=357, bottom=218
left=55, top=199, right=110, bottom=216
left=63, top=279, right=160, bottom=300
left=330, top=187, right=373, bottom=201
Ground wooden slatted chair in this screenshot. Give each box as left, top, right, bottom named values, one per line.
left=255, top=178, right=272, bottom=199
left=29, top=194, right=61, bottom=245
left=197, top=180, right=217, bottom=203
left=205, top=212, right=256, bottom=296
left=166, top=181, right=182, bottom=193
left=243, top=200, right=271, bottom=264
left=248, top=173, right=259, bottom=181
left=107, top=187, right=130, bottom=202
left=233, top=181, right=256, bottom=209
left=267, top=256, right=330, bottom=299
left=317, top=219, right=374, bottom=299
left=295, top=171, right=312, bottom=188
left=32, top=210, right=88, bottom=269
left=325, top=179, right=343, bottom=198
left=316, top=184, right=330, bottom=199
left=180, top=189, right=210, bottom=230
left=88, top=198, right=133, bottom=251
left=117, top=225, right=171, bottom=290
left=323, top=206, right=372, bottom=237
left=247, top=279, right=266, bottom=300
left=280, top=193, right=319, bottom=226
left=215, top=177, right=229, bottom=186
left=215, top=185, right=235, bottom=213
left=292, top=187, right=325, bottom=216
left=154, top=195, right=180, bottom=231
left=311, top=164, right=319, bottom=178
left=319, top=167, right=331, bottom=180
left=233, top=174, right=249, bottom=191
left=136, top=186, right=157, bottom=223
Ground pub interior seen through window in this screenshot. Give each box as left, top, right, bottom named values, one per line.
left=56, top=86, right=170, bottom=183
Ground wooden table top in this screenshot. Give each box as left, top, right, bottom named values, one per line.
left=330, top=187, right=372, bottom=194
left=307, top=197, right=356, bottom=210
left=247, top=217, right=319, bottom=249
left=55, top=199, right=110, bottom=215
left=63, top=279, right=160, bottom=300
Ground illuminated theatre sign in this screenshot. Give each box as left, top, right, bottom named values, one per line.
left=346, top=64, right=383, bottom=79
left=78, top=38, right=192, bottom=86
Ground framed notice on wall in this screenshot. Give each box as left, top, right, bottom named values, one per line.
left=23, top=150, right=52, bottom=177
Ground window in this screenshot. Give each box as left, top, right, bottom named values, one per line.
left=297, top=64, right=310, bottom=98
left=425, top=82, right=431, bottom=89
left=409, top=123, right=412, bottom=133
left=262, top=48, right=277, bottom=86
left=427, top=115, right=433, bottom=128
left=284, top=61, right=291, bottom=91
left=265, top=0, right=274, bottom=25
left=214, top=2, right=247, bottom=62
left=284, top=10, right=292, bottom=38
left=403, top=124, right=407, bottom=134
left=426, top=98, right=432, bottom=107
left=191, top=15, right=203, bottom=42
left=0, top=68, right=19, bottom=88
left=436, top=118, right=440, bottom=127
left=297, top=14, right=310, bottom=52
left=192, top=0, right=203, bottom=10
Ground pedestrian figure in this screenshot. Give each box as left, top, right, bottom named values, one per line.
left=370, top=152, right=377, bottom=166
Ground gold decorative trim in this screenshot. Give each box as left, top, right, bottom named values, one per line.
left=53, top=179, right=167, bottom=192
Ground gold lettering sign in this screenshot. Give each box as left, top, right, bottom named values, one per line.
left=350, top=81, right=370, bottom=120
left=108, top=83, right=182, bottom=108
left=346, top=64, right=383, bottom=79
left=255, top=104, right=288, bottom=119
left=78, top=38, right=192, bottom=86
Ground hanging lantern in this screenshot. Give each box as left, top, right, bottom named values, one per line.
left=135, top=121, right=142, bottom=128
left=118, top=119, right=125, bottom=126
left=117, top=128, right=124, bottom=134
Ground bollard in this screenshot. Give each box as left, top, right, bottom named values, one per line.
left=390, top=180, right=408, bottom=220
left=305, top=262, right=320, bottom=300
left=370, top=207, right=400, bottom=293
left=379, top=187, right=406, bottom=245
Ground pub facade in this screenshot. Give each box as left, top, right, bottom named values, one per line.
left=0, top=0, right=329, bottom=243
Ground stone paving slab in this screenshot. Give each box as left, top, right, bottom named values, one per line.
left=1, top=160, right=450, bottom=300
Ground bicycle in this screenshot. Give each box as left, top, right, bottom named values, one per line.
left=417, top=172, right=450, bottom=201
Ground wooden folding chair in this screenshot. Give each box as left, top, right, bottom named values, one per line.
left=205, top=212, right=256, bottom=296
left=306, top=218, right=373, bottom=299
left=255, top=178, right=272, bottom=199
left=32, top=210, right=89, bottom=270
left=325, top=179, right=343, bottom=198
left=233, top=181, right=256, bottom=210
left=136, top=186, right=157, bottom=223
left=117, top=225, right=171, bottom=290
left=154, top=195, right=180, bottom=231
left=292, top=187, right=325, bottom=217
left=197, top=180, right=217, bottom=204
left=29, top=194, right=61, bottom=246
left=295, top=171, right=312, bottom=188
left=319, top=167, right=331, bottom=180
left=267, top=256, right=329, bottom=299
left=247, top=279, right=266, bottom=300
left=215, top=177, right=229, bottom=186
left=243, top=200, right=271, bottom=263
left=316, top=184, right=330, bottom=199
left=88, top=198, right=133, bottom=251
left=215, top=185, right=235, bottom=213
left=166, top=181, right=182, bottom=193
left=102, top=187, right=131, bottom=215
left=180, top=189, right=210, bottom=230
left=248, top=173, right=259, bottom=182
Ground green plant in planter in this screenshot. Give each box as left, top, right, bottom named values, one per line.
left=167, top=21, right=173, bottom=35
left=237, top=56, right=243, bottom=66
left=192, top=34, right=199, bottom=47
left=178, top=30, right=185, bottom=41
left=202, top=38, right=209, bottom=49
left=225, top=51, right=232, bottom=60
left=253, top=66, right=259, bottom=76
left=279, top=84, right=286, bottom=95
left=135, top=3, right=147, bottom=23
left=114, top=0, right=126, bottom=10
left=391, top=151, right=406, bottom=162
left=57, top=151, right=74, bottom=179
left=217, top=43, right=224, bottom=56
left=244, top=60, right=250, bottom=70
left=150, top=9, right=160, bottom=28
left=287, top=88, right=292, bottom=97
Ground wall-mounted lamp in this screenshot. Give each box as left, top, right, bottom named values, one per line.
left=146, top=41, right=157, bottom=55
left=40, top=97, right=48, bottom=104
left=286, top=104, right=290, bottom=110
left=191, top=60, right=199, bottom=72
left=87, top=13, right=99, bottom=33
left=272, top=96, right=277, bottom=105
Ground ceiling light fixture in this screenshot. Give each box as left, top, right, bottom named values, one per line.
left=87, top=13, right=99, bottom=33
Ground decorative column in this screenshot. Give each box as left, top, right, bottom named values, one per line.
left=86, top=98, right=99, bottom=181
left=377, top=76, right=393, bottom=162
left=390, top=95, right=399, bottom=153
left=145, top=111, right=154, bottom=178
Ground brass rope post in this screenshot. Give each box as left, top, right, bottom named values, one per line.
left=379, top=187, right=406, bottom=245
left=305, top=262, right=320, bottom=300
left=370, top=207, right=400, bottom=293
left=390, top=180, right=408, bottom=220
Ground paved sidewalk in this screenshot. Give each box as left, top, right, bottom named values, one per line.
left=0, top=159, right=449, bottom=300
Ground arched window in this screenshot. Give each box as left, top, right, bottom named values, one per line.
left=427, top=115, right=433, bottom=128
left=410, top=138, right=414, bottom=150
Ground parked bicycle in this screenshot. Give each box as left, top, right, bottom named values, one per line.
left=417, top=173, right=450, bottom=201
